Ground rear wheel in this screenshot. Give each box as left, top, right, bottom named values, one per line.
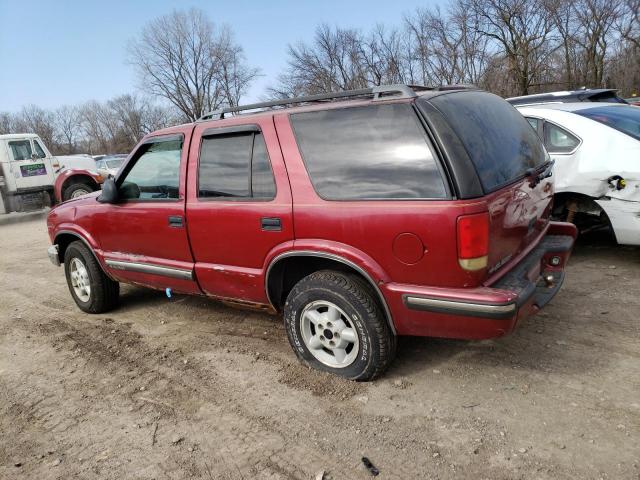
left=284, top=270, right=395, bottom=381
left=64, top=241, right=119, bottom=313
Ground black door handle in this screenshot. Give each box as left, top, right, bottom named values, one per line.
left=168, top=215, right=183, bottom=228
left=261, top=217, right=281, bottom=231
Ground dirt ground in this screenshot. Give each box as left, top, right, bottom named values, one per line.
left=0, top=219, right=638, bottom=480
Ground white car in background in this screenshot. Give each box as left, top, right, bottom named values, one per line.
left=94, top=154, right=126, bottom=178
left=516, top=103, right=640, bottom=245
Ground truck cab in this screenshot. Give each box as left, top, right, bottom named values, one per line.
left=0, top=133, right=56, bottom=213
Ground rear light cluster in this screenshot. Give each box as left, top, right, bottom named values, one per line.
left=457, top=212, right=489, bottom=271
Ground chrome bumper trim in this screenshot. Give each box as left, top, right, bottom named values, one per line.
left=404, top=295, right=516, bottom=319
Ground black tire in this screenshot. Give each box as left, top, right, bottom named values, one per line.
left=63, top=182, right=95, bottom=201
left=284, top=270, right=396, bottom=381
left=64, top=241, right=119, bottom=313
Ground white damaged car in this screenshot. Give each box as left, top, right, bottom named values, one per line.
left=517, top=103, right=640, bottom=245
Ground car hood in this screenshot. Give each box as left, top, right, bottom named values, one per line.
left=53, top=189, right=101, bottom=208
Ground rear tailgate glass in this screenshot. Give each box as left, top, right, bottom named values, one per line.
left=428, top=91, right=547, bottom=193
left=426, top=91, right=553, bottom=280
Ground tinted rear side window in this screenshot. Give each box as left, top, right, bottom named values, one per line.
left=290, top=104, right=447, bottom=200
left=544, top=122, right=580, bottom=153
left=427, top=91, right=547, bottom=192
left=198, top=131, right=276, bottom=199
left=576, top=106, right=640, bottom=141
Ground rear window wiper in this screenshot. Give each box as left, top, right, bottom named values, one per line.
left=525, top=159, right=555, bottom=186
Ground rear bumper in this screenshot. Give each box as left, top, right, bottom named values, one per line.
left=595, top=197, right=640, bottom=246
left=388, top=222, right=577, bottom=339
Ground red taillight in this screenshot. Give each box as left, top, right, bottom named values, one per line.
left=457, top=212, right=489, bottom=271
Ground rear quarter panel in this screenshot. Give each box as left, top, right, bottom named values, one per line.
left=274, top=112, right=490, bottom=289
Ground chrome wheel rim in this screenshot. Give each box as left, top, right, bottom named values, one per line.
left=300, top=300, right=359, bottom=368
left=71, top=188, right=90, bottom=198
left=70, top=258, right=91, bottom=302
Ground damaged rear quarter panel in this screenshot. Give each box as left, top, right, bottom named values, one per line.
left=540, top=110, right=640, bottom=244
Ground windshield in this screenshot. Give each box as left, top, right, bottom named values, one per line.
left=576, top=106, right=640, bottom=141
left=105, top=158, right=125, bottom=169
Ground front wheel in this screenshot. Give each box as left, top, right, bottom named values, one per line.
left=284, top=270, right=396, bottom=381
left=64, top=241, right=119, bottom=313
left=63, top=182, right=95, bottom=201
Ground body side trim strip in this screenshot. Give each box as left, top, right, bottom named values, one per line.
left=105, top=259, right=194, bottom=281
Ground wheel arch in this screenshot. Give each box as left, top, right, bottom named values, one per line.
left=265, top=251, right=396, bottom=335
left=53, top=230, right=109, bottom=277
left=553, top=191, right=610, bottom=220
left=61, top=174, right=100, bottom=196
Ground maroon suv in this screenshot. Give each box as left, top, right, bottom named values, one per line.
left=46, top=85, right=577, bottom=380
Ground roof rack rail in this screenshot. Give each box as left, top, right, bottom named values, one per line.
left=197, top=84, right=474, bottom=122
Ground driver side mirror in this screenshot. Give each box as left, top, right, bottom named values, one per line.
left=97, top=177, right=118, bottom=204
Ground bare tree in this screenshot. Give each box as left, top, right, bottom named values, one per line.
left=573, top=0, right=621, bottom=87
left=275, top=25, right=369, bottom=96
left=108, top=94, right=178, bottom=146
left=547, top=0, right=581, bottom=88
left=55, top=105, right=81, bottom=154
left=0, top=112, right=13, bottom=134
left=128, top=8, right=259, bottom=121
left=459, top=0, right=557, bottom=95
left=269, top=23, right=422, bottom=98
left=359, top=24, right=411, bottom=86
left=13, top=105, right=56, bottom=147
left=611, top=0, right=640, bottom=95
left=79, top=101, right=120, bottom=154
left=617, top=0, right=640, bottom=49
left=405, top=4, right=489, bottom=86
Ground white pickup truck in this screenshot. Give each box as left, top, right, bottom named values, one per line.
left=0, top=133, right=57, bottom=213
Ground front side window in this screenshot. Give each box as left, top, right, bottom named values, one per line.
left=198, top=131, right=276, bottom=199
left=33, top=139, right=47, bottom=158
left=8, top=140, right=33, bottom=161
left=290, top=104, right=447, bottom=200
left=544, top=123, right=580, bottom=153
left=118, top=137, right=182, bottom=200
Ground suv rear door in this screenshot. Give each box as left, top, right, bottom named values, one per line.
left=277, top=101, right=468, bottom=289
left=185, top=116, right=293, bottom=303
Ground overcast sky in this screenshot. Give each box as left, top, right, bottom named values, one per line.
left=0, top=0, right=440, bottom=112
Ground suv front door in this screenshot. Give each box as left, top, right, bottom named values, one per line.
left=96, top=129, right=200, bottom=295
